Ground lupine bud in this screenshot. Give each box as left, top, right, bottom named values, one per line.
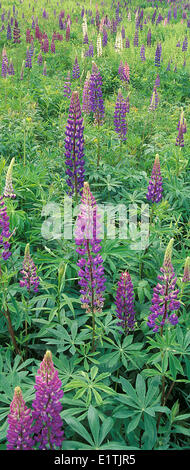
left=20, top=243, right=40, bottom=293
left=147, top=239, right=180, bottom=332
left=182, top=257, right=190, bottom=283
left=7, top=387, right=34, bottom=450
left=3, top=158, right=16, bottom=199
left=64, top=91, right=85, bottom=197
left=146, top=154, right=163, bottom=203
left=32, top=351, right=64, bottom=450
left=115, top=272, right=136, bottom=334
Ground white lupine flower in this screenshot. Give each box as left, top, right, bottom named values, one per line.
left=97, top=33, right=102, bottom=57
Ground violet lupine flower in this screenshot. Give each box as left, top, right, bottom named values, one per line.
left=63, top=72, right=71, bottom=98
left=114, top=89, right=128, bottom=142
left=133, top=28, right=139, bottom=47
left=1, top=57, right=7, bottom=78
left=72, top=56, right=80, bottom=79
left=182, top=36, right=188, bottom=51
left=125, top=37, right=130, bottom=48
left=102, top=29, right=107, bottom=46
left=25, top=47, right=32, bottom=69
left=75, top=182, right=106, bottom=315
left=88, top=41, right=94, bottom=57
left=20, top=243, right=40, bottom=293
left=7, top=22, right=12, bottom=40
left=146, top=154, right=163, bottom=203
left=7, top=387, right=34, bottom=450
left=155, top=43, right=162, bottom=67
left=64, top=91, right=85, bottom=198
left=147, top=239, right=180, bottom=333
left=83, top=32, right=88, bottom=44
left=32, top=351, right=64, bottom=450
left=3, top=158, right=16, bottom=199
left=176, top=109, right=186, bottom=147
left=0, top=196, right=12, bottom=260
left=182, top=257, right=190, bottom=283
left=89, top=62, right=105, bottom=126
left=115, top=272, right=136, bottom=334
left=7, top=58, right=14, bottom=76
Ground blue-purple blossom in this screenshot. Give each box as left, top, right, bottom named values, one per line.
left=7, top=387, right=34, bottom=450
left=115, top=272, right=136, bottom=334
left=146, top=154, right=163, bottom=203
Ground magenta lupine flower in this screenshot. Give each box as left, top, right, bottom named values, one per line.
left=82, top=72, right=91, bottom=115
left=64, top=91, right=85, bottom=198
left=72, top=56, right=80, bottom=79
left=7, top=387, right=34, bottom=450
left=37, top=52, right=43, bottom=65
left=32, top=351, right=64, bottom=450
left=20, top=243, right=40, bottom=293
left=51, top=40, right=55, bottom=53
left=182, top=257, right=190, bottom=283
left=43, top=37, right=49, bottom=53
left=66, top=23, right=70, bottom=41
left=89, top=62, right=105, bottom=126
left=75, top=182, right=106, bottom=315
left=63, top=71, right=71, bottom=98
left=146, top=154, right=163, bottom=203
left=147, top=239, right=180, bottom=333
left=114, top=89, right=128, bottom=142
left=115, top=272, right=136, bottom=334
left=0, top=196, right=12, bottom=260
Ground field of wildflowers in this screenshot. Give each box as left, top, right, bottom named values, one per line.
left=0, top=0, right=190, bottom=453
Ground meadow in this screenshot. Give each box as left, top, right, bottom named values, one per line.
left=0, top=0, right=190, bottom=452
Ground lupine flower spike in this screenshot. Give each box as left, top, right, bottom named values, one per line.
left=146, top=154, right=163, bottom=203
left=147, top=239, right=180, bottom=333
left=20, top=243, right=40, bottom=293
left=89, top=62, right=105, bottom=126
left=0, top=196, right=13, bottom=260
left=75, top=182, right=106, bottom=350
left=3, top=158, right=16, bottom=199
left=115, top=272, right=136, bottom=334
left=64, top=91, right=85, bottom=199
left=7, top=387, right=34, bottom=450
left=32, top=351, right=64, bottom=450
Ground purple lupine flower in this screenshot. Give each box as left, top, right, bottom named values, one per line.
left=115, top=271, right=136, bottom=334
left=82, top=72, right=91, bottom=115
left=7, top=22, right=12, bottom=40
left=176, top=109, right=186, bottom=147
left=32, top=351, right=64, bottom=450
left=43, top=37, right=49, bottom=53
left=121, top=26, right=125, bottom=39
left=64, top=91, right=85, bottom=198
left=88, top=41, right=94, bottom=57
left=83, top=32, right=88, bottom=44
left=182, top=257, right=190, bottom=283
left=182, top=36, right=188, bottom=52
left=1, top=56, right=8, bottom=78
left=8, top=58, right=15, bottom=76
left=176, top=41, right=180, bottom=48
left=146, top=154, right=163, bottom=203
left=140, top=44, right=146, bottom=62
left=125, top=37, right=130, bottom=48
left=147, top=239, right=180, bottom=333
left=72, top=56, right=80, bottom=79
left=75, top=182, right=106, bottom=315
left=63, top=71, right=71, bottom=98
left=147, top=28, right=151, bottom=46
left=0, top=196, right=12, bottom=260
left=3, top=158, right=16, bottom=199
left=166, top=60, right=171, bottom=71
left=13, top=19, right=21, bottom=43
left=66, top=23, right=70, bottom=41
left=102, top=28, right=108, bottom=47
left=155, top=43, right=162, bottom=66
left=114, top=89, right=128, bottom=142
left=7, top=387, right=34, bottom=450
left=25, top=46, right=32, bottom=69
left=89, top=62, right=105, bottom=126
left=20, top=243, right=40, bottom=293
left=149, top=86, right=159, bottom=112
